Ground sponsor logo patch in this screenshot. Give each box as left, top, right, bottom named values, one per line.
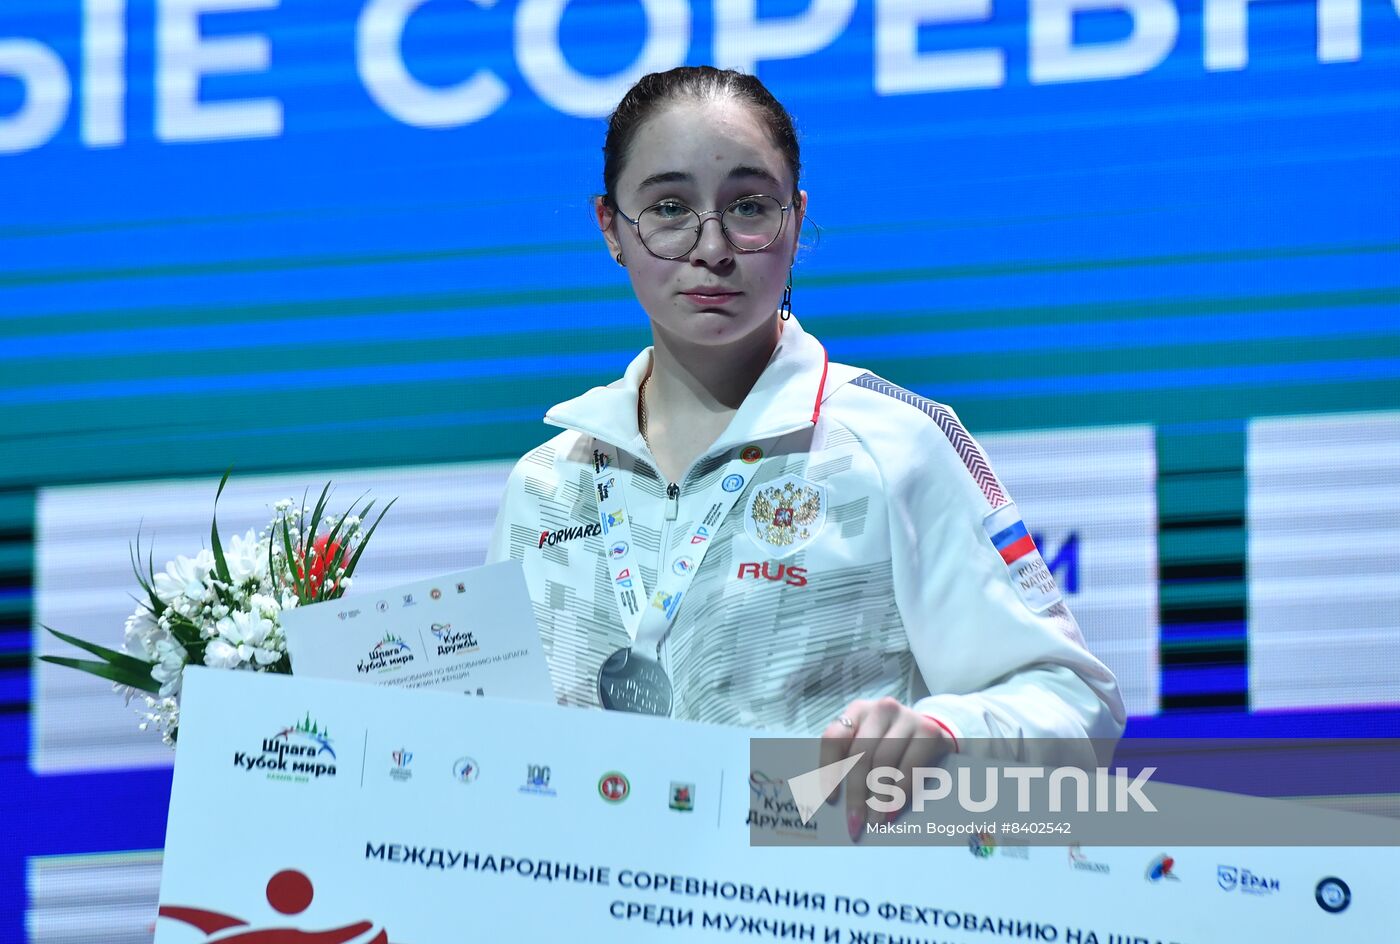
left=1146, top=854, right=1179, bottom=882
left=453, top=756, right=479, bottom=784
left=651, top=590, right=683, bottom=619
left=1316, top=877, right=1350, bottom=913
left=539, top=522, right=602, bottom=548
left=1217, top=865, right=1280, bottom=896
left=599, top=771, right=629, bottom=803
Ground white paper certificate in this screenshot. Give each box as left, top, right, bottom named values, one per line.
left=280, top=561, right=554, bottom=703
left=154, top=669, right=1398, bottom=943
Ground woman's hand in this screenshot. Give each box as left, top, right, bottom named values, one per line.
left=820, top=696, right=956, bottom=842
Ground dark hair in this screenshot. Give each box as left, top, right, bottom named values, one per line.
left=601, top=66, right=801, bottom=209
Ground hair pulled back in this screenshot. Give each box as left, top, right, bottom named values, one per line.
left=601, top=66, right=801, bottom=209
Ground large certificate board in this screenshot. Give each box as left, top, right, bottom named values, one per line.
left=155, top=669, right=1396, bottom=942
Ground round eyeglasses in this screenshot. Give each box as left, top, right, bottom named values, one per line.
left=615, top=194, right=794, bottom=260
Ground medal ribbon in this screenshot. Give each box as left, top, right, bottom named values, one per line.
left=591, top=445, right=754, bottom=657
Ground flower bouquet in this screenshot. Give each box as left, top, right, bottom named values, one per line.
left=39, top=471, right=394, bottom=745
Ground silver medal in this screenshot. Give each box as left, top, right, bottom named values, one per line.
left=597, top=647, right=673, bottom=716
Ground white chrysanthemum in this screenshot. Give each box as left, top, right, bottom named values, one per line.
left=150, top=636, right=188, bottom=698
left=247, top=592, right=282, bottom=620
left=202, top=637, right=243, bottom=670
left=216, top=609, right=271, bottom=647
left=212, top=610, right=281, bottom=666
left=153, top=549, right=215, bottom=606
left=223, top=528, right=267, bottom=585
left=121, top=606, right=165, bottom=661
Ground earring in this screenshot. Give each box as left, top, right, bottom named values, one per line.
left=778, top=267, right=793, bottom=321
left=615, top=252, right=626, bottom=267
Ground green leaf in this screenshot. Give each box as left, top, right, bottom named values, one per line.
left=321, top=539, right=352, bottom=601
left=42, top=625, right=158, bottom=676
left=268, top=519, right=280, bottom=596
left=215, top=465, right=233, bottom=503
left=38, top=655, right=161, bottom=694
left=281, top=514, right=307, bottom=602
left=342, top=497, right=397, bottom=581
left=146, top=543, right=164, bottom=616
left=351, top=498, right=377, bottom=543
left=317, top=493, right=365, bottom=601
left=304, top=482, right=335, bottom=602
left=167, top=618, right=203, bottom=649
left=307, top=481, right=332, bottom=547
left=129, top=528, right=167, bottom=619
left=209, top=467, right=234, bottom=587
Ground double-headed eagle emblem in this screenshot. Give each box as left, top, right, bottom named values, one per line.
left=745, top=475, right=826, bottom=558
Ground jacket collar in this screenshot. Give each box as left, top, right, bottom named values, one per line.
left=544, top=317, right=832, bottom=457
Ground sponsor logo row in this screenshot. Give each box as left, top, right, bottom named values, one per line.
left=232, top=715, right=690, bottom=805
left=390, top=750, right=695, bottom=812
left=234, top=722, right=1350, bottom=916
left=971, top=838, right=1350, bottom=914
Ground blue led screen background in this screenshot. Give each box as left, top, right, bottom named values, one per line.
left=3, top=1, right=1398, bottom=940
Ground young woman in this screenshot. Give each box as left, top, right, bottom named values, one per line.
left=487, top=66, right=1124, bottom=839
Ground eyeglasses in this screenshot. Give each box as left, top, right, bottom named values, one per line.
left=615, top=194, right=795, bottom=260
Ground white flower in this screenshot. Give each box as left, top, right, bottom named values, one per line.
left=130, top=695, right=182, bottom=748
left=223, top=528, right=267, bottom=584
left=203, top=637, right=243, bottom=670
left=248, top=592, right=281, bottom=619
left=121, top=606, right=165, bottom=661
left=212, top=610, right=281, bottom=666
left=154, top=549, right=215, bottom=606
left=216, top=609, right=271, bottom=648
left=150, top=636, right=188, bottom=698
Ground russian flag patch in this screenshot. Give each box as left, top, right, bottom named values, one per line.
left=990, top=519, right=1038, bottom=566
left=983, top=503, right=1062, bottom=613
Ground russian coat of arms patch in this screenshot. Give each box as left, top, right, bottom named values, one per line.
left=744, top=475, right=827, bottom=558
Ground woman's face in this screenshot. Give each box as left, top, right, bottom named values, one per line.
left=597, top=98, right=806, bottom=348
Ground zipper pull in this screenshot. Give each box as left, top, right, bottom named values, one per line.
left=666, top=483, right=681, bottom=521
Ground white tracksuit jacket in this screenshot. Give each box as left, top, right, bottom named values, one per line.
left=486, top=319, right=1126, bottom=759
